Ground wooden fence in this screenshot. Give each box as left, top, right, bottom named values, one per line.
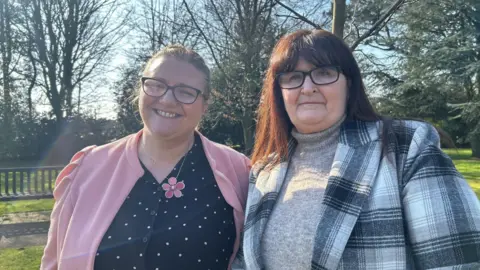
left=0, top=166, right=64, bottom=201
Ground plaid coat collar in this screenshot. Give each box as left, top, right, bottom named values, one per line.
left=242, top=120, right=383, bottom=270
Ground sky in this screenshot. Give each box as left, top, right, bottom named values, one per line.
left=32, top=0, right=396, bottom=120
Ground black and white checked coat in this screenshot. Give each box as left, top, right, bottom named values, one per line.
left=234, top=120, right=480, bottom=270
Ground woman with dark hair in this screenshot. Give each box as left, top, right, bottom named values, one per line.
left=235, top=29, right=480, bottom=270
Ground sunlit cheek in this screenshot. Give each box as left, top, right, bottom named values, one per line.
left=140, top=93, right=155, bottom=108
left=282, top=90, right=298, bottom=105
left=138, top=98, right=146, bottom=113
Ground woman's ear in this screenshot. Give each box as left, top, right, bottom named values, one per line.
left=202, top=99, right=210, bottom=114
left=203, top=94, right=214, bottom=113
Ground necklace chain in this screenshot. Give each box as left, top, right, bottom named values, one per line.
left=173, top=151, right=188, bottom=179
left=142, top=139, right=193, bottom=180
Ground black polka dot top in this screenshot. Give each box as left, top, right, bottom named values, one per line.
left=94, top=134, right=236, bottom=270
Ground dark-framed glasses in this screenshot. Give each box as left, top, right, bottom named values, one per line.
left=276, top=66, right=341, bottom=89
left=141, top=77, right=204, bottom=104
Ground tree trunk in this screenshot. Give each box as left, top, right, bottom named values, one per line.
left=471, top=133, right=480, bottom=159
left=473, top=32, right=480, bottom=159
left=332, top=0, right=346, bottom=38
left=77, top=81, right=81, bottom=114
left=241, top=114, right=255, bottom=155
left=62, top=0, right=78, bottom=118
left=0, top=0, right=13, bottom=131
left=27, top=63, right=36, bottom=121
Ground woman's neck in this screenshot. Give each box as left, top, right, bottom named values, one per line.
left=139, top=130, right=195, bottom=165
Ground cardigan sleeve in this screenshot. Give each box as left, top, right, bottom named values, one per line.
left=401, top=123, right=480, bottom=269
left=40, top=146, right=96, bottom=270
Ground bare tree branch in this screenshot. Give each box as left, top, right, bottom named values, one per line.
left=182, top=0, right=230, bottom=80
left=344, top=0, right=361, bottom=39
left=21, top=0, right=129, bottom=123
left=275, top=0, right=321, bottom=29
left=209, top=0, right=234, bottom=39
left=350, top=0, right=405, bottom=51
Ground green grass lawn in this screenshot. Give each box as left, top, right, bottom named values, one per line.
left=0, top=198, right=54, bottom=216
left=0, top=246, right=44, bottom=270
left=443, top=148, right=480, bottom=198
left=0, top=167, right=58, bottom=217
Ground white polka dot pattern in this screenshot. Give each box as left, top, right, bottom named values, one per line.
left=93, top=134, right=236, bottom=270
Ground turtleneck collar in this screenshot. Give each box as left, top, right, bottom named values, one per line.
left=291, top=115, right=346, bottom=152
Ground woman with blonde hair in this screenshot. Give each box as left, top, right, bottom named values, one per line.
left=42, top=45, right=250, bottom=270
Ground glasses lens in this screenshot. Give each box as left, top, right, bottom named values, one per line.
left=311, top=67, right=339, bottom=85
left=143, top=79, right=167, bottom=96
left=174, top=87, right=199, bottom=104
left=278, top=72, right=304, bottom=89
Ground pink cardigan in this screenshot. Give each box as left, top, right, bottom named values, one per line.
left=41, top=130, right=251, bottom=270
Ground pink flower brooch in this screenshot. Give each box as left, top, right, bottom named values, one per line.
left=162, top=177, right=185, bottom=198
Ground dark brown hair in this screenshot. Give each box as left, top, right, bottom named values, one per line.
left=251, top=29, right=384, bottom=165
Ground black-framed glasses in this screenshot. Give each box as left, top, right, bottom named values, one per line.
left=276, top=66, right=341, bottom=89
left=141, top=77, right=204, bottom=104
